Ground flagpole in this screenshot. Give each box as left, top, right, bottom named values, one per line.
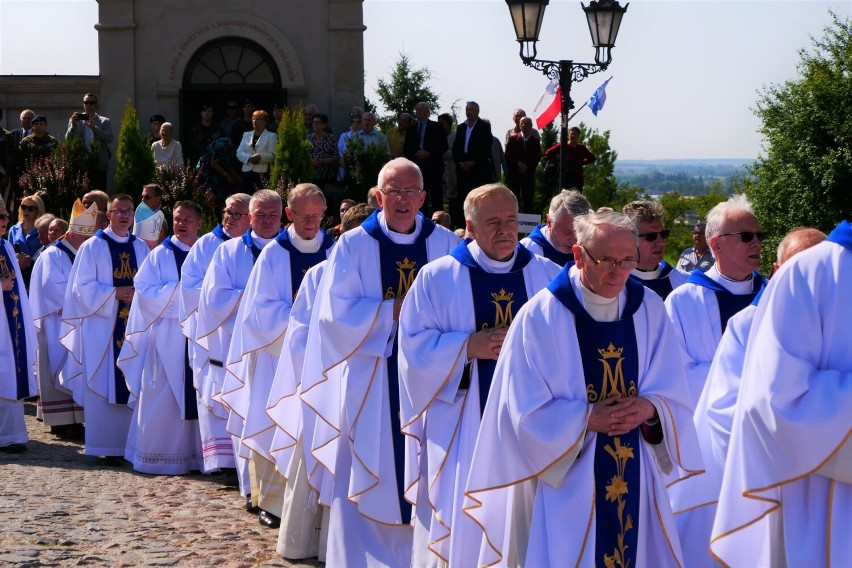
left=566, top=102, right=588, bottom=124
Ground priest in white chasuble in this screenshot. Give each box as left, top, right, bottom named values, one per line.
left=711, top=221, right=852, bottom=567
left=195, top=189, right=282, bottom=496
left=178, top=193, right=250, bottom=473
left=0, top=199, right=37, bottom=452
left=118, top=201, right=204, bottom=475
left=299, top=158, right=459, bottom=567
left=464, top=211, right=702, bottom=568
left=223, top=183, right=332, bottom=529
left=399, top=184, right=560, bottom=567
left=664, top=194, right=766, bottom=567
left=266, top=204, right=374, bottom=562
left=520, top=188, right=591, bottom=267
left=30, top=200, right=96, bottom=431
left=60, top=194, right=149, bottom=460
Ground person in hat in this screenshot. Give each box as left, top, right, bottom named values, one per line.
left=18, top=115, right=58, bottom=169
left=186, top=103, right=223, bottom=169
left=29, top=199, right=97, bottom=435
left=0, top=199, right=37, bottom=453
left=133, top=200, right=167, bottom=250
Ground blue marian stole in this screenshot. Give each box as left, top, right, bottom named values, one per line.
left=0, top=240, right=30, bottom=399
left=275, top=230, right=334, bottom=300
left=631, top=261, right=676, bottom=301
left=450, top=240, right=530, bottom=413
left=163, top=237, right=196, bottom=421
left=527, top=224, right=574, bottom=266
left=548, top=271, right=645, bottom=568
left=95, top=229, right=139, bottom=405
left=210, top=224, right=231, bottom=242
left=686, top=270, right=765, bottom=334
left=827, top=220, right=852, bottom=251
left=362, top=210, right=434, bottom=523
left=53, top=238, right=76, bottom=264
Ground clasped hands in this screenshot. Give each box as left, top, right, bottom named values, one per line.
left=588, top=395, right=656, bottom=437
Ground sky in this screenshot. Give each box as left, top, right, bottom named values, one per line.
left=1, top=0, right=849, bottom=160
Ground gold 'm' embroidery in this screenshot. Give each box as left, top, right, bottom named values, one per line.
left=587, top=343, right=637, bottom=402
left=481, top=288, right=515, bottom=330
left=113, top=252, right=136, bottom=280
left=603, top=437, right=635, bottom=568
left=0, top=256, right=15, bottom=280
left=385, top=257, right=417, bottom=299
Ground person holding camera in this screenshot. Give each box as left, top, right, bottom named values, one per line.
left=66, top=93, right=113, bottom=190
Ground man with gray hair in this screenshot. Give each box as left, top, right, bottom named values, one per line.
left=358, top=112, right=391, bottom=157
left=179, top=193, right=251, bottom=476
left=623, top=200, right=688, bottom=300
left=223, top=183, right=332, bottom=530
left=300, top=157, right=459, bottom=566
left=670, top=227, right=825, bottom=568
left=399, top=183, right=560, bottom=566
left=521, top=189, right=591, bottom=266
left=195, top=189, right=283, bottom=503
left=466, top=210, right=700, bottom=567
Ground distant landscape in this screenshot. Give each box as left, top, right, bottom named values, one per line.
left=614, top=158, right=753, bottom=195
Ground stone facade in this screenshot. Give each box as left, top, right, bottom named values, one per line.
left=0, top=0, right=365, bottom=191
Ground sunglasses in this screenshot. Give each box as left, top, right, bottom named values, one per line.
left=21, top=205, right=37, bottom=212
left=718, top=231, right=766, bottom=243
left=83, top=100, right=98, bottom=105
left=637, top=229, right=670, bottom=242
left=0, top=214, right=7, bottom=220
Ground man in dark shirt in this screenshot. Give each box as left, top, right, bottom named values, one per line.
left=504, top=117, right=542, bottom=213
left=544, top=126, right=595, bottom=192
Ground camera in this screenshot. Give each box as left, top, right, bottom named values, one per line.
left=78, top=113, right=90, bottom=121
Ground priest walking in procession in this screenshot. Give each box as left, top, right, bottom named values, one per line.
left=398, top=183, right=560, bottom=567
left=60, top=194, right=149, bottom=462
left=299, top=158, right=459, bottom=567
left=464, top=211, right=702, bottom=567
left=118, top=201, right=205, bottom=475
left=520, top=189, right=591, bottom=267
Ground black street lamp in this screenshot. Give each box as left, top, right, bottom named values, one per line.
left=506, top=0, right=628, bottom=193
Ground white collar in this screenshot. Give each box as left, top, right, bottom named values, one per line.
left=468, top=240, right=516, bottom=274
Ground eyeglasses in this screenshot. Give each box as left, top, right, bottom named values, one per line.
left=717, top=231, right=766, bottom=243
left=0, top=214, right=8, bottom=220
left=581, top=245, right=638, bottom=271
left=83, top=100, right=98, bottom=105
left=223, top=209, right=246, bottom=220
left=291, top=212, right=325, bottom=223
left=637, top=229, right=671, bottom=242
left=109, top=208, right=134, bottom=216
left=21, top=205, right=37, bottom=212
left=381, top=187, right=422, bottom=199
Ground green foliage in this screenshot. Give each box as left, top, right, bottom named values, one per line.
left=375, top=52, right=440, bottom=130
left=153, top=161, right=217, bottom=224
left=658, top=188, right=727, bottom=265
left=114, top=100, right=155, bottom=198
left=343, top=135, right=388, bottom=203
left=578, top=122, right=618, bottom=209
left=270, top=107, right=313, bottom=191
left=744, top=11, right=852, bottom=269
left=18, top=140, right=92, bottom=219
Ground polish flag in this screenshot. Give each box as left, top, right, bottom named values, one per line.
left=533, top=78, right=561, bottom=129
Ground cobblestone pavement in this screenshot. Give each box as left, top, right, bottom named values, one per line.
left=0, top=401, right=322, bottom=567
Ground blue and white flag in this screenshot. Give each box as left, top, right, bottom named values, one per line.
left=587, top=76, right=613, bottom=116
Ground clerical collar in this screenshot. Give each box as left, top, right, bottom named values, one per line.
left=378, top=210, right=421, bottom=245
left=571, top=266, right=621, bottom=323
left=631, top=265, right=662, bottom=280
left=250, top=230, right=275, bottom=248
left=705, top=265, right=754, bottom=294
left=287, top=224, right=322, bottom=253
left=468, top=240, right=515, bottom=274
left=104, top=227, right=130, bottom=243
left=170, top=235, right=192, bottom=251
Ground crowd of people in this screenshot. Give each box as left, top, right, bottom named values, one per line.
left=0, top=93, right=848, bottom=567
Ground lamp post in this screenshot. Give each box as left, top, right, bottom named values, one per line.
left=506, top=0, right=628, bottom=193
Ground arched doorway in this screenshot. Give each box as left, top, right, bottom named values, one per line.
left=180, top=37, right=286, bottom=162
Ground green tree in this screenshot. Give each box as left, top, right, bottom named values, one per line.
left=744, top=11, right=852, bottom=268
left=270, top=106, right=313, bottom=191
left=658, top=187, right=727, bottom=265
left=578, top=122, right=618, bottom=209
left=114, top=100, right=155, bottom=198
left=343, top=135, right=388, bottom=203
left=375, top=53, right=440, bottom=130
